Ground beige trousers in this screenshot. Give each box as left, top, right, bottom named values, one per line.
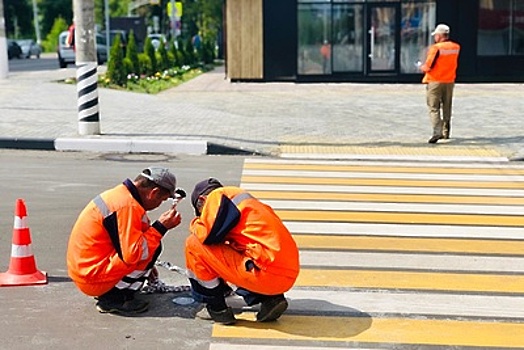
left=426, top=82, right=455, bottom=137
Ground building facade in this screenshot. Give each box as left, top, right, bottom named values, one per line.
left=225, top=0, right=524, bottom=82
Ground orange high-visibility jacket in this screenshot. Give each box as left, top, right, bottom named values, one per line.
left=188, top=186, right=299, bottom=279
left=67, top=182, right=164, bottom=296
left=422, top=40, right=460, bottom=83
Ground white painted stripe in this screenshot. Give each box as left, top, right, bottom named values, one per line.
left=285, top=222, right=524, bottom=240
left=13, top=216, right=27, bottom=229
left=11, top=244, right=32, bottom=258
left=285, top=289, right=524, bottom=319
left=299, top=250, right=524, bottom=273
left=126, top=269, right=147, bottom=279
left=78, top=90, right=99, bottom=105
left=241, top=183, right=524, bottom=197
left=115, top=280, right=130, bottom=289
left=245, top=158, right=521, bottom=169
left=242, top=169, right=524, bottom=182
left=279, top=153, right=508, bottom=162
left=263, top=199, right=524, bottom=216
left=128, top=281, right=144, bottom=291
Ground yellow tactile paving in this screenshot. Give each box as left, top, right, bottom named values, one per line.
left=213, top=315, right=524, bottom=348
left=296, top=269, right=524, bottom=293
left=294, top=235, right=524, bottom=256
left=278, top=145, right=505, bottom=157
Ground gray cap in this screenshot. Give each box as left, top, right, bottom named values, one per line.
left=140, top=167, right=177, bottom=198
left=432, top=24, right=450, bottom=36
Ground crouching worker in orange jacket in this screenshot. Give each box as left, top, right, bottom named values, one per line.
left=185, top=178, right=300, bottom=325
left=67, top=167, right=183, bottom=315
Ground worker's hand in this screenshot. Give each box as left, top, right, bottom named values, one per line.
left=158, top=208, right=182, bottom=230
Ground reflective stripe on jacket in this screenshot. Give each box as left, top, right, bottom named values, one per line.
left=422, top=40, right=460, bottom=83
left=67, top=183, right=163, bottom=293
left=188, top=186, right=300, bottom=279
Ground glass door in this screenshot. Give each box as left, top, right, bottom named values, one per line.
left=367, top=3, right=400, bottom=73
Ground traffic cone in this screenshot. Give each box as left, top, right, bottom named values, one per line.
left=0, top=199, right=47, bottom=286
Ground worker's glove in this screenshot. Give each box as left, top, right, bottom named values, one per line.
left=245, top=260, right=259, bottom=272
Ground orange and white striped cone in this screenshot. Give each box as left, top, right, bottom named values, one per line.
left=0, top=199, right=47, bottom=286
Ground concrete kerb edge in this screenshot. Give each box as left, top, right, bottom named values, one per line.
left=54, top=138, right=208, bottom=155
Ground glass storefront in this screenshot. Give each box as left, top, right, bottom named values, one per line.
left=478, top=0, right=524, bottom=55
left=298, top=0, right=436, bottom=76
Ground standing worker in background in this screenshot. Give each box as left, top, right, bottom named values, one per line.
left=67, top=167, right=183, bottom=314
left=419, top=24, right=460, bottom=144
left=66, top=22, right=75, bottom=50
left=185, top=178, right=300, bottom=325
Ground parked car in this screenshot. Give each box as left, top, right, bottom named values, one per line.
left=16, top=39, right=42, bottom=58
left=147, top=33, right=167, bottom=50
left=100, top=30, right=127, bottom=54
left=7, top=39, right=22, bottom=59
left=57, top=31, right=108, bottom=68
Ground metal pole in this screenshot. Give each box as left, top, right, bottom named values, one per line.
left=104, top=0, right=110, bottom=62
left=32, top=0, right=41, bottom=44
left=0, top=0, right=8, bottom=79
left=73, top=0, right=101, bottom=135
left=170, top=0, right=176, bottom=41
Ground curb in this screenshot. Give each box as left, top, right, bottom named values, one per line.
left=0, top=137, right=256, bottom=156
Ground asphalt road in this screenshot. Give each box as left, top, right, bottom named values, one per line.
left=7, top=52, right=62, bottom=72
left=0, top=149, right=245, bottom=350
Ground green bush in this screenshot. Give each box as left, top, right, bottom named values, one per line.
left=42, top=17, right=68, bottom=52
left=107, top=35, right=126, bottom=86
left=125, top=30, right=140, bottom=75
left=157, top=42, right=169, bottom=72
left=184, top=38, right=197, bottom=66
left=144, top=37, right=158, bottom=74
left=138, top=53, right=152, bottom=76
left=169, top=42, right=180, bottom=68
left=202, top=38, right=215, bottom=65
left=123, top=57, right=134, bottom=77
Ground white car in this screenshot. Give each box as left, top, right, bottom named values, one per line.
left=16, top=39, right=42, bottom=59
left=147, top=33, right=167, bottom=50
left=57, top=31, right=108, bottom=68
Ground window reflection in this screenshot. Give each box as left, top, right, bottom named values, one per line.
left=478, top=0, right=524, bottom=55
left=400, top=1, right=435, bottom=73
left=333, top=4, right=364, bottom=72
left=298, top=3, right=332, bottom=74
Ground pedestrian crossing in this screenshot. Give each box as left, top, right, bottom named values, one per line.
left=210, top=158, right=524, bottom=349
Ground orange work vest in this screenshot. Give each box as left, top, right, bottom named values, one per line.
left=67, top=183, right=163, bottom=295
left=422, top=40, right=460, bottom=83
left=188, top=186, right=299, bottom=279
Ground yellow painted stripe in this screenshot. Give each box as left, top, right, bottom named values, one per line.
left=296, top=269, right=524, bottom=293
left=248, top=190, right=524, bottom=205
left=244, top=162, right=524, bottom=175
left=241, top=175, right=524, bottom=189
left=294, top=235, right=524, bottom=256
left=213, top=315, right=524, bottom=348
left=277, top=210, right=524, bottom=227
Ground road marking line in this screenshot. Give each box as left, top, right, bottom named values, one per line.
left=296, top=269, right=524, bottom=293
left=212, top=315, right=524, bottom=348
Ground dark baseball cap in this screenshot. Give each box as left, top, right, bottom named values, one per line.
left=140, top=167, right=177, bottom=198
left=191, top=178, right=223, bottom=215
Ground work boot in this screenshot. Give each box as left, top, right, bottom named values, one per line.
left=96, top=298, right=149, bottom=314
left=428, top=135, right=443, bottom=144
left=256, top=295, right=288, bottom=322
left=199, top=305, right=236, bottom=325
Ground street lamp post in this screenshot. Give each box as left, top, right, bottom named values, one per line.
left=0, top=0, right=8, bottom=79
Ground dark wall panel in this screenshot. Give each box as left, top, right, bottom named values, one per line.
left=437, top=0, right=478, bottom=79
left=263, top=0, right=297, bottom=81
